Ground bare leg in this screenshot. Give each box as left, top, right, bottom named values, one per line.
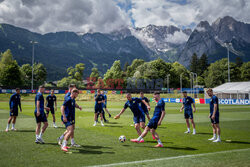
left=140, top=122, right=145, bottom=129
left=7, top=116, right=13, bottom=124
left=41, top=122, right=48, bottom=133
left=36, top=122, right=41, bottom=135
left=190, top=119, right=195, bottom=129
left=215, top=124, right=221, bottom=136
left=186, top=119, right=190, bottom=129
left=52, top=114, right=56, bottom=123
left=12, top=116, right=17, bottom=124
left=135, top=123, right=142, bottom=136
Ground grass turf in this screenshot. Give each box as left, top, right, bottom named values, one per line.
left=0, top=95, right=250, bottom=167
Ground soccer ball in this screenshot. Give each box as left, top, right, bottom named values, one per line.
left=119, top=135, right=126, bottom=143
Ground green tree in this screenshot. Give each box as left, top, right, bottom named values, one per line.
left=123, top=62, right=129, bottom=72
left=198, top=53, right=209, bottom=76
left=126, top=59, right=145, bottom=77
left=67, top=63, right=85, bottom=81
left=190, top=53, right=199, bottom=73
left=204, top=58, right=240, bottom=87
left=235, top=57, right=243, bottom=67
left=171, top=62, right=190, bottom=88
left=240, top=62, right=250, bottom=81
left=90, top=67, right=100, bottom=79
left=103, top=60, right=124, bottom=88
left=20, top=63, right=47, bottom=87
left=0, top=49, right=22, bottom=86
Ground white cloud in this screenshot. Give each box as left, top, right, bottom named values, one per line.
left=165, top=31, right=189, bottom=44
left=0, top=0, right=130, bottom=34
left=129, top=0, right=250, bottom=29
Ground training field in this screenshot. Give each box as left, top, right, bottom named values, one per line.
left=0, top=94, right=250, bottom=167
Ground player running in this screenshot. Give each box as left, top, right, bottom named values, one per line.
left=5, top=88, right=22, bottom=132
left=139, top=92, right=150, bottom=121
left=61, top=88, right=82, bottom=152
left=114, top=93, right=150, bottom=142
left=130, top=91, right=165, bottom=147
left=93, top=89, right=105, bottom=126
left=57, top=84, right=82, bottom=147
left=207, top=89, right=221, bottom=142
left=45, top=89, right=57, bottom=128
left=34, top=85, right=50, bottom=144
left=180, top=91, right=196, bottom=134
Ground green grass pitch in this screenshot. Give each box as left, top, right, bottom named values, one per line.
left=0, top=94, right=250, bottom=167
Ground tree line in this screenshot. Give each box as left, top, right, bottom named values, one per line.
left=0, top=49, right=249, bottom=89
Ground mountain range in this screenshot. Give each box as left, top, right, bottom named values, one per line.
left=0, top=16, right=249, bottom=80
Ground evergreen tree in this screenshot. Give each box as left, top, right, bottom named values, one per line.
left=190, top=53, right=199, bottom=73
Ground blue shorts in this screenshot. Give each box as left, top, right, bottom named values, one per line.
left=133, top=114, right=145, bottom=124
left=210, top=115, right=219, bottom=124
left=147, top=119, right=158, bottom=129
left=46, top=107, right=55, bottom=114
left=95, top=107, right=103, bottom=114
left=34, top=112, right=47, bottom=123
left=10, top=108, right=18, bottom=116
left=184, top=111, right=193, bottom=119
left=61, top=116, right=75, bottom=128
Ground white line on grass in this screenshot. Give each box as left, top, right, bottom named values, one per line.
left=87, top=148, right=250, bottom=167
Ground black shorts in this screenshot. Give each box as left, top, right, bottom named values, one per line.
left=34, top=112, right=48, bottom=123
left=210, top=115, right=219, bottom=124
left=46, top=107, right=55, bottom=114
left=184, top=111, right=193, bottom=119
left=147, top=119, right=158, bottom=129
left=95, top=108, right=104, bottom=114
left=10, top=109, right=18, bottom=116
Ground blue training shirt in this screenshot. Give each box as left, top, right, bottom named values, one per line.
left=183, top=96, right=194, bottom=112
left=103, top=94, right=107, bottom=105
left=124, top=97, right=144, bottom=117
left=139, top=97, right=149, bottom=112
left=35, top=92, right=44, bottom=113
left=64, top=92, right=71, bottom=100
left=151, top=98, right=165, bottom=122
left=95, top=94, right=105, bottom=109
left=209, top=95, right=219, bottom=115
left=9, top=93, right=21, bottom=110
left=46, top=94, right=56, bottom=107
left=63, top=97, right=76, bottom=119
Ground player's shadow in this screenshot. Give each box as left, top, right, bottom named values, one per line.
left=44, top=143, right=60, bottom=146
left=103, top=125, right=123, bottom=128
left=165, top=146, right=197, bottom=151
left=105, top=122, right=118, bottom=124
left=224, top=140, right=250, bottom=144
left=81, top=145, right=113, bottom=149
left=73, top=148, right=115, bottom=155
left=15, top=129, right=35, bottom=132
left=146, top=141, right=173, bottom=144
left=196, top=132, right=213, bottom=135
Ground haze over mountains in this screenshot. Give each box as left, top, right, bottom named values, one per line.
left=0, top=16, right=249, bottom=80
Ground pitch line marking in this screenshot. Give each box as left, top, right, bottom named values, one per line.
left=87, top=148, right=250, bottom=167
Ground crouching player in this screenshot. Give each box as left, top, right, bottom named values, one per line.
left=130, top=91, right=165, bottom=147
left=61, top=88, right=82, bottom=152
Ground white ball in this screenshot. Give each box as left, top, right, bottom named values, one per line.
left=119, top=135, right=126, bottom=143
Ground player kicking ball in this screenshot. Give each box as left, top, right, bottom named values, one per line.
left=61, top=88, right=82, bottom=152
left=6, top=88, right=22, bottom=132
left=34, top=85, right=50, bottom=144
left=45, top=89, right=57, bottom=128
left=114, top=93, right=150, bottom=143
left=180, top=91, right=196, bottom=134
left=207, top=89, right=221, bottom=142
left=130, top=91, right=165, bottom=147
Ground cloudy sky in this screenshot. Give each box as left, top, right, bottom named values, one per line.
left=0, top=0, right=249, bottom=34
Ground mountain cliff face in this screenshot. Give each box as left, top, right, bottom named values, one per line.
left=178, top=16, right=250, bottom=66
left=0, top=16, right=249, bottom=80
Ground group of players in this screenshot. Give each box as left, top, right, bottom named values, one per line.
left=5, top=85, right=221, bottom=151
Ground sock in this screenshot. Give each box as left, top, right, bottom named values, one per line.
left=59, top=134, right=64, bottom=140
left=53, top=122, right=56, bottom=126
left=6, top=123, right=10, bottom=129
left=157, top=139, right=162, bottom=145
left=217, top=135, right=220, bottom=140
left=187, top=128, right=190, bottom=132
left=39, top=132, right=43, bottom=138
left=36, top=134, right=39, bottom=139
left=137, top=136, right=143, bottom=141
left=193, top=129, right=196, bottom=132
left=101, top=120, right=103, bottom=124
left=12, top=124, right=15, bottom=129
left=213, top=134, right=216, bottom=138
left=71, top=138, right=75, bottom=145
left=62, top=140, right=67, bottom=147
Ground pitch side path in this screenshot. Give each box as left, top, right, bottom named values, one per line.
left=0, top=95, right=250, bottom=167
